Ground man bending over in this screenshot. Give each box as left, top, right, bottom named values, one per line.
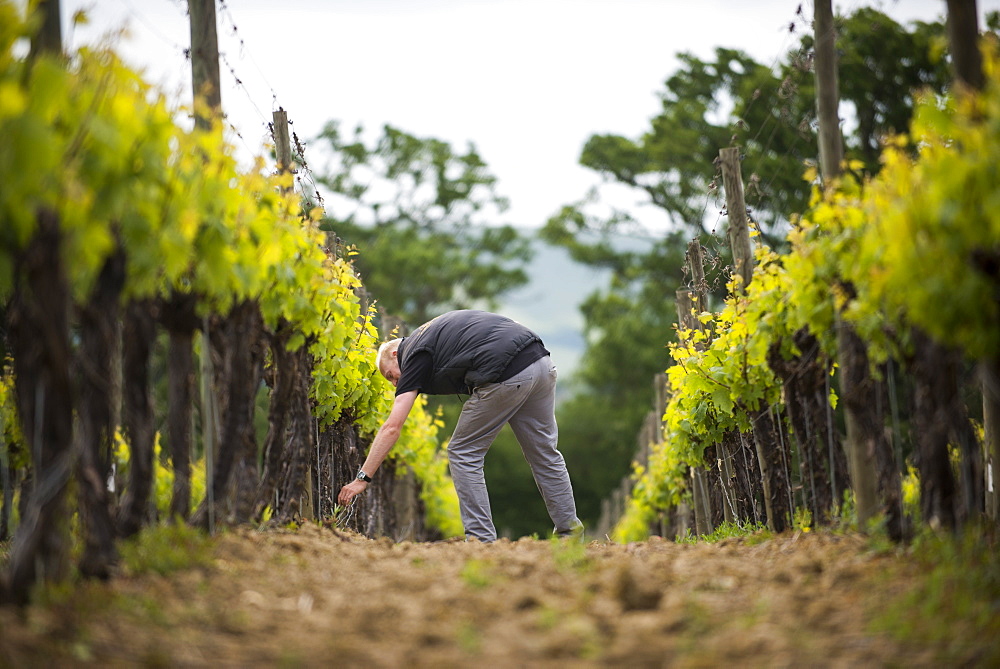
left=338, top=310, right=582, bottom=542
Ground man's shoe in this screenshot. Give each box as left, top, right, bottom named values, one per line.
left=554, top=519, right=585, bottom=541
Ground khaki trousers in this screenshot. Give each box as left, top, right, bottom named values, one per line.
left=447, top=356, right=580, bottom=542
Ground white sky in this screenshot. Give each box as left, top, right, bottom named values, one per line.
left=53, top=0, right=997, bottom=232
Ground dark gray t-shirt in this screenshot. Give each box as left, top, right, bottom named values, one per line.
left=395, top=341, right=548, bottom=397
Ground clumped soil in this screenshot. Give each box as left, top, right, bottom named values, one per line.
left=0, top=525, right=987, bottom=667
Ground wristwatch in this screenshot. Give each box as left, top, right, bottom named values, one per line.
left=356, top=469, right=373, bottom=483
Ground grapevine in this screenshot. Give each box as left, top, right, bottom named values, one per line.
left=0, top=1, right=460, bottom=564
left=616, top=37, right=1000, bottom=541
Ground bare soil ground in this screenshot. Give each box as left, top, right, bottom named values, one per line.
left=0, top=524, right=993, bottom=667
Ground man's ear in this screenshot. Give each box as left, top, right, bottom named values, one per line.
left=391, top=350, right=397, bottom=359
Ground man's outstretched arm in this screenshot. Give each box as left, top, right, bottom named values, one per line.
left=337, top=389, right=419, bottom=505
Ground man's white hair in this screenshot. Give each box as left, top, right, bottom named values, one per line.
left=376, top=338, right=402, bottom=377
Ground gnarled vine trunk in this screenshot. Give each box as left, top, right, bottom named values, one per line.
left=118, top=299, right=158, bottom=538
left=721, top=428, right=764, bottom=526
left=767, top=328, right=851, bottom=525
left=160, top=292, right=200, bottom=522
left=318, top=415, right=429, bottom=541
left=75, top=243, right=125, bottom=577
left=224, top=302, right=266, bottom=523
left=252, top=324, right=297, bottom=522
left=750, top=407, right=792, bottom=533
left=2, top=211, right=75, bottom=604
left=274, top=346, right=316, bottom=523
left=838, top=323, right=905, bottom=540
left=191, top=300, right=265, bottom=527
left=909, top=330, right=982, bottom=530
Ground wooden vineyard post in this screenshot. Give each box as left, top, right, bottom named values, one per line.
left=945, top=0, right=984, bottom=92
left=813, top=0, right=881, bottom=530
left=718, top=148, right=754, bottom=292
left=719, top=146, right=794, bottom=531
left=270, top=108, right=317, bottom=521
left=189, top=0, right=222, bottom=130
left=29, top=0, right=62, bottom=60
left=273, top=108, right=293, bottom=187
left=685, top=239, right=710, bottom=317
left=813, top=0, right=844, bottom=181
left=836, top=326, right=880, bottom=528
left=945, top=0, right=996, bottom=526
left=690, top=467, right=712, bottom=537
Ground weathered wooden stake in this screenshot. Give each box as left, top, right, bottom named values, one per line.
left=273, top=108, right=293, bottom=186
left=187, top=0, right=222, bottom=530
left=814, top=0, right=844, bottom=181
left=270, top=107, right=315, bottom=519
left=29, top=0, right=62, bottom=60
left=691, top=467, right=712, bottom=537
left=813, top=0, right=881, bottom=530
left=686, top=239, right=710, bottom=313
left=946, top=0, right=984, bottom=92
left=718, top=148, right=754, bottom=291
left=189, top=0, right=223, bottom=130
left=943, top=0, right=996, bottom=526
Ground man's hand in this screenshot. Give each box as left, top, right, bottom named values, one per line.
left=335, top=391, right=417, bottom=508
left=338, top=479, right=368, bottom=506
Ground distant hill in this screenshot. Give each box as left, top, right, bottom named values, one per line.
left=498, top=239, right=608, bottom=383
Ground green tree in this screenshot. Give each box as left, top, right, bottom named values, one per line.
left=832, top=10, right=951, bottom=169
left=545, top=8, right=952, bottom=529
left=314, top=122, right=532, bottom=326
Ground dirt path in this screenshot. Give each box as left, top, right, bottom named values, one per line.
left=0, top=525, right=981, bottom=666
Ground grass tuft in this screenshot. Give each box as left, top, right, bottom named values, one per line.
left=118, top=523, right=215, bottom=577
left=872, top=524, right=1000, bottom=665
left=676, top=519, right=769, bottom=544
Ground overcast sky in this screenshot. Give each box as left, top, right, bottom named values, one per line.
left=54, top=0, right=998, bottom=232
